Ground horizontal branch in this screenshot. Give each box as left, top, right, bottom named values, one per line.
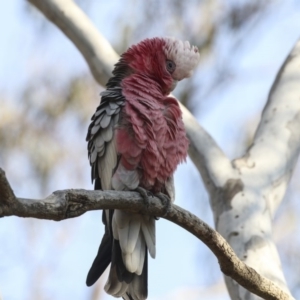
left=0, top=169, right=292, bottom=300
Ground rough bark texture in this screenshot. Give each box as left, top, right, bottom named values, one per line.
left=20, top=0, right=300, bottom=299
left=0, top=168, right=293, bottom=300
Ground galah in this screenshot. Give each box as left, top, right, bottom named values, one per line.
left=86, top=37, right=200, bottom=300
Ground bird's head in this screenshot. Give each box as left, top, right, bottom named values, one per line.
left=121, top=37, right=200, bottom=95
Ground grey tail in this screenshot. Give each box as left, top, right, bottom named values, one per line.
left=86, top=178, right=112, bottom=286
left=86, top=226, right=111, bottom=286
left=106, top=238, right=148, bottom=299
left=122, top=247, right=148, bottom=300
left=86, top=179, right=148, bottom=299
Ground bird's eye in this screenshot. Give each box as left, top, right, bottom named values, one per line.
left=166, top=60, right=176, bottom=73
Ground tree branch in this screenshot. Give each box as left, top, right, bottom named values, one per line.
left=234, top=39, right=300, bottom=214
left=214, top=38, right=300, bottom=300
left=0, top=169, right=16, bottom=206
left=179, top=103, right=235, bottom=190
left=0, top=168, right=292, bottom=300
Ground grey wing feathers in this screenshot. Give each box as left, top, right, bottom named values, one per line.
left=86, top=87, right=124, bottom=189
left=86, top=83, right=149, bottom=300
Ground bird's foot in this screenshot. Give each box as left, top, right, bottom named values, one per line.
left=135, top=188, right=171, bottom=219
left=135, top=187, right=153, bottom=208
left=155, top=192, right=172, bottom=217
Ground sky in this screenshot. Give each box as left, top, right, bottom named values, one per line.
left=1, top=1, right=300, bottom=300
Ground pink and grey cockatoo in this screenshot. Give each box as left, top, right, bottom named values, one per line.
left=86, top=37, right=200, bottom=300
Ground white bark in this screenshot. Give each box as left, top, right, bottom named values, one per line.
left=27, top=0, right=300, bottom=299
left=219, top=41, right=300, bottom=299
left=179, top=103, right=236, bottom=188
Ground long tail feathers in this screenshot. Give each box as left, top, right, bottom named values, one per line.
left=124, top=248, right=148, bottom=300
left=141, top=218, right=156, bottom=259
left=86, top=222, right=112, bottom=286
left=87, top=207, right=154, bottom=300
left=105, top=240, right=148, bottom=300
left=106, top=210, right=153, bottom=300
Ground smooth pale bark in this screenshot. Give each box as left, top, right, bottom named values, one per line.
left=22, top=0, right=300, bottom=299
left=217, top=40, right=300, bottom=300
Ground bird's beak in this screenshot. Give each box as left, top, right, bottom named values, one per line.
left=170, top=80, right=178, bottom=92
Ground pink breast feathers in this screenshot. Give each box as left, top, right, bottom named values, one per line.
left=115, top=76, right=189, bottom=193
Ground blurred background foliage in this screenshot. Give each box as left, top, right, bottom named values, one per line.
left=1, top=0, right=300, bottom=299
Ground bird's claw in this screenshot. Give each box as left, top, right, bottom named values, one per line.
left=135, top=187, right=153, bottom=208
left=135, top=188, right=171, bottom=218
left=155, top=192, right=171, bottom=216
